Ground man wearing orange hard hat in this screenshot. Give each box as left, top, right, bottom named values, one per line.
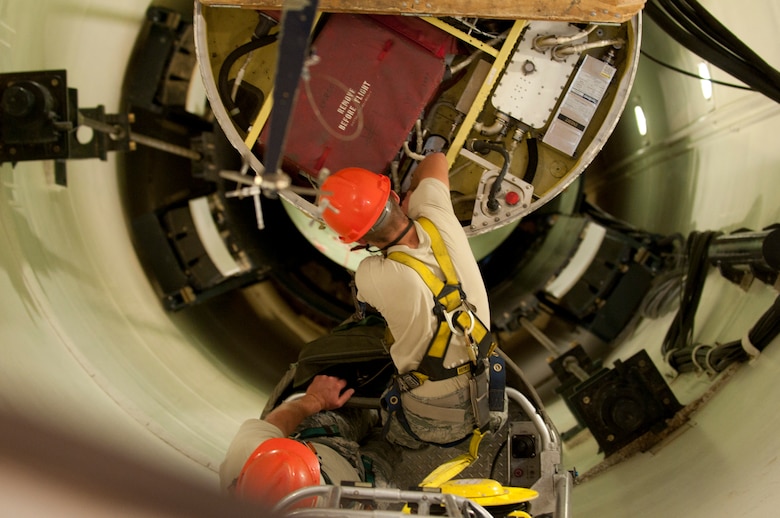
left=318, top=152, right=506, bottom=449
left=219, top=374, right=395, bottom=510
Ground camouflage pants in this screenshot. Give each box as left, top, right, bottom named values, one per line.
left=382, top=370, right=508, bottom=449
left=382, top=382, right=475, bottom=449
left=295, top=407, right=400, bottom=488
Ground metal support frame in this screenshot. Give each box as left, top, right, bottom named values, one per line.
left=0, top=69, right=202, bottom=167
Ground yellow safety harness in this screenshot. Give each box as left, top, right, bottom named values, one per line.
left=387, top=217, right=496, bottom=386
left=380, top=217, right=504, bottom=446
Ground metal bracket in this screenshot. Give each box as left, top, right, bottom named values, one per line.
left=0, top=69, right=203, bottom=168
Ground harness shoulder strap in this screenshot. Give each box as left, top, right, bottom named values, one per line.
left=417, top=217, right=459, bottom=286
left=386, top=220, right=458, bottom=362
left=387, top=217, right=462, bottom=311
left=387, top=217, right=462, bottom=310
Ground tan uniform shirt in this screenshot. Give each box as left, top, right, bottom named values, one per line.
left=355, top=178, right=490, bottom=378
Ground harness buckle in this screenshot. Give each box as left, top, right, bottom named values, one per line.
left=396, top=372, right=424, bottom=391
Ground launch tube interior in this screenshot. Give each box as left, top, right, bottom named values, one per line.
left=1, top=0, right=779, bottom=516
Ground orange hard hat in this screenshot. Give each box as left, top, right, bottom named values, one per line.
left=319, top=167, right=392, bottom=243
left=234, top=438, right=321, bottom=508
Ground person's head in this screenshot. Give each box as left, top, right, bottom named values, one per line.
left=318, top=167, right=407, bottom=247
left=233, top=438, right=320, bottom=509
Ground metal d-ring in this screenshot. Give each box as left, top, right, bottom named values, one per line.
left=444, top=307, right=476, bottom=336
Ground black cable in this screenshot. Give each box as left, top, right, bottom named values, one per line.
left=522, top=137, right=538, bottom=185
left=656, top=0, right=743, bottom=64
left=661, top=228, right=780, bottom=373
left=667, top=294, right=780, bottom=374
left=682, top=0, right=776, bottom=79
left=661, top=230, right=721, bottom=358
left=217, top=34, right=278, bottom=129
left=645, top=0, right=780, bottom=104
left=639, top=234, right=687, bottom=319
left=581, top=198, right=642, bottom=234
left=640, top=50, right=754, bottom=91
left=650, top=0, right=780, bottom=101
left=652, top=0, right=759, bottom=72
left=648, top=2, right=759, bottom=89
left=470, top=140, right=511, bottom=213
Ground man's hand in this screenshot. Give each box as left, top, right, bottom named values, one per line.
left=264, top=375, right=354, bottom=437
left=305, top=375, right=355, bottom=411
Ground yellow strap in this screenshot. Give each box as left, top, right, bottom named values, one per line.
left=418, top=430, right=486, bottom=488
left=386, top=251, right=462, bottom=312
left=429, top=321, right=451, bottom=359
left=417, top=217, right=459, bottom=286
left=387, top=217, right=463, bottom=311
left=386, top=251, right=445, bottom=297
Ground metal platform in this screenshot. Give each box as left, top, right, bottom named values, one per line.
left=265, top=363, right=572, bottom=517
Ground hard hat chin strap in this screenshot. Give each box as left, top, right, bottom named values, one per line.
left=368, top=198, right=393, bottom=234
left=380, top=218, right=415, bottom=251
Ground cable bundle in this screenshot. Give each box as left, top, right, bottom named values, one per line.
left=660, top=231, right=720, bottom=360
left=645, top=0, right=780, bottom=104
left=666, top=294, right=780, bottom=374
left=662, top=230, right=780, bottom=374
left=639, top=233, right=686, bottom=319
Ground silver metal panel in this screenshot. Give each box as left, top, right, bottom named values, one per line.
left=491, top=21, right=582, bottom=128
